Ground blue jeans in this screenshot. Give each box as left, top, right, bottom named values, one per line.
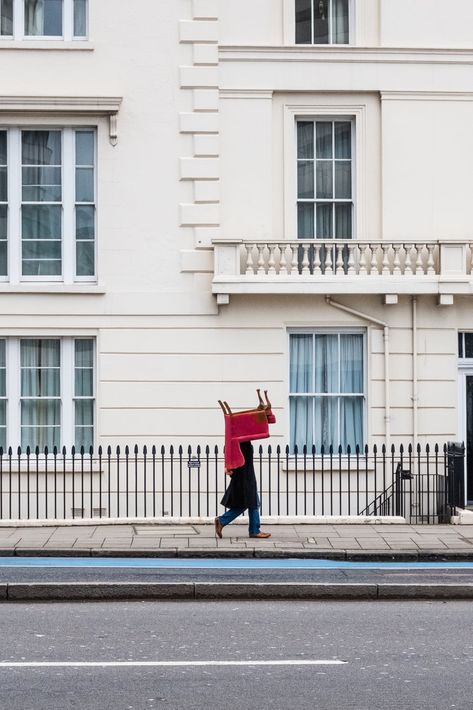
left=218, top=507, right=261, bottom=535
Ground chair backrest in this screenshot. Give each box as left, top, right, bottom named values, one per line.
left=218, top=390, right=276, bottom=469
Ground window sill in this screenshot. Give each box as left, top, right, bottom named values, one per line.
left=0, top=40, right=93, bottom=51
left=283, top=459, right=375, bottom=473
left=0, top=283, right=105, bottom=294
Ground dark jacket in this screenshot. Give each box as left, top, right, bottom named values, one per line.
left=220, top=441, right=258, bottom=510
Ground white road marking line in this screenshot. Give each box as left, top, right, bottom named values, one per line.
left=0, top=660, right=347, bottom=668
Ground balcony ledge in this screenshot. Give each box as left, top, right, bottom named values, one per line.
left=212, top=239, right=473, bottom=298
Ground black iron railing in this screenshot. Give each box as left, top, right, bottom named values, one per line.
left=0, top=443, right=460, bottom=524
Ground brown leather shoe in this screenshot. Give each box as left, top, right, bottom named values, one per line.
left=249, top=532, right=271, bottom=539
left=214, top=517, right=223, bottom=539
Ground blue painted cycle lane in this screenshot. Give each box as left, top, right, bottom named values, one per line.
left=0, top=557, right=473, bottom=570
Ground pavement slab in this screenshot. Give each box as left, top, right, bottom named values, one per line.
left=0, top=522, right=472, bottom=560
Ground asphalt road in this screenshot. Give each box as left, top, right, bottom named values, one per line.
left=0, top=600, right=472, bottom=709
left=0, top=559, right=473, bottom=584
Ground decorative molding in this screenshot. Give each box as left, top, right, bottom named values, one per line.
left=220, top=89, right=274, bottom=100
left=0, top=96, right=123, bottom=145
left=0, top=40, right=93, bottom=51
left=219, top=46, right=473, bottom=66
left=381, top=91, right=473, bottom=102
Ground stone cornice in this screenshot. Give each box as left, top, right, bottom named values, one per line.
left=219, top=46, right=473, bottom=66
left=0, top=96, right=123, bottom=144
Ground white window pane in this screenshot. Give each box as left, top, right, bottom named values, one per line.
left=340, top=397, right=363, bottom=450
left=0, top=131, right=6, bottom=165
left=25, top=0, right=63, bottom=36
left=75, top=205, right=94, bottom=239
left=340, top=334, right=363, bottom=393
left=316, top=204, right=333, bottom=239
left=290, top=335, right=313, bottom=393
left=298, top=203, right=314, bottom=239
left=297, top=161, right=314, bottom=199
left=22, top=205, right=62, bottom=239
left=316, top=122, right=332, bottom=159
left=75, top=339, right=93, bottom=367
left=21, top=339, right=60, bottom=367
left=22, top=166, right=62, bottom=202
left=335, top=161, right=351, bottom=199
left=73, top=0, right=87, bottom=37
left=21, top=400, right=60, bottom=426
left=0, top=404, right=6, bottom=449
left=22, top=131, right=61, bottom=166
left=335, top=122, right=351, bottom=159
left=334, top=203, right=352, bottom=239
left=295, top=0, right=312, bottom=43
left=75, top=167, right=94, bottom=202
left=290, top=397, right=313, bottom=451
left=314, top=397, right=338, bottom=450
left=297, top=122, right=314, bottom=159
left=76, top=242, right=94, bottom=276
left=75, top=399, right=93, bottom=426
left=314, top=0, right=329, bottom=43
left=75, top=367, right=93, bottom=396
left=314, top=334, right=338, bottom=393
left=75, top=131, right=94, bottom=165
left=316, top=161, right=333, bottom=199
left=0, top=0, right=13, bottom=35
left=0, top=167, right=7, bottom=203
left=22, top=258, right=62, bottom=277
left=332, top=0, right=349, bottom=43
left=75, top=426, right=93, bottom=450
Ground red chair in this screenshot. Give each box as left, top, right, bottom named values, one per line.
left=218, top=390, right=276, bottom=469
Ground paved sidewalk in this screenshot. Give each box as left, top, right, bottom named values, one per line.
left=0, top=523, right=473, bottom=559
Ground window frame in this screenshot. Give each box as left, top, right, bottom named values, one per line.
left=293, top=0, right=353, bottom=46
left=1, top=0, right=88, bottom=41
left=2, top=336, right=95, bottom=451
left=283, top=103, right=365, bottom=240
left=288, top=328, right=367, bottom=452
left=0, top=124, right=97, bottom=285
left=296, top=117, right=355, bottom=240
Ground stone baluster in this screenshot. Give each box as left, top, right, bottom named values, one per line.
left=358, top=244, right=367, bottom=275
left=324, top=243, right=333, bottom=275
left=370, top=244, right=379, bottom=275
left=382, top=243, right=390, bottom=275
left=268, top=244, right=276, bottom=275
left=280, top=244, right=288, bottom=275
left=301, top=243, right=310, bottom=275
left=427, top=244, right=436, bottom=275
left=392, top=244, right=402, bottom=275
left=404, top=244, right=413, bottom=275
left=347, top=243, right=355, bottom=274
left=245, top=244, right=255, bottom=275
left=336, top=245, right=344, bottom=275
left=313, top=244, right=322, bottom=275
left=414, top=244, right=423, bottom=275
left=257, top=244, right=266, bottom=275
left=291, top=244, right=298, bottom=275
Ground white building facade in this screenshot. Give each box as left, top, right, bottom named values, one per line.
left=1, top=1, right=473, bottom=500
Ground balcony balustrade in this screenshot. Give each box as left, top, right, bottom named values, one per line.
left=212, top=239, right=473, bottom=298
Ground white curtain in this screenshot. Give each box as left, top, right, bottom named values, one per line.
left=25, top=0, right=45, bottom=35
left=21, top=131, right=62, bottom=277
left=332, top=0, right=349, bottom=44
left=290, top=333, right=364, bottom=452
left=340, top=334, right=364, bottom=449
left=25, top=0, right=62, bottom=36
left=21, top=340, right=61, bottom=450
left=290, top=335, right=313, bottom=450
left=73, top=0, right=86, bottom=37
left=74, top=339, right=94, bottom=449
